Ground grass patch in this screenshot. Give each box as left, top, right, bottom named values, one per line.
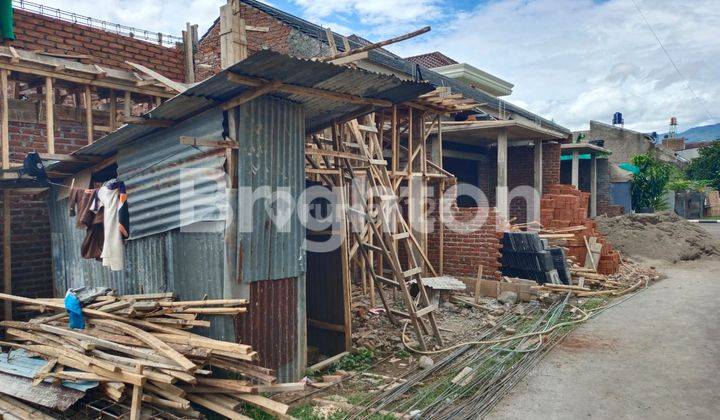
left=332, top=347, right=374, bottom=372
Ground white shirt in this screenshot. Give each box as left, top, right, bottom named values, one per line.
left=97, top=185, right=124, bottom=271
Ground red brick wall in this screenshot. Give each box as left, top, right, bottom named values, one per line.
left=9, top=120, right=90, bottom=163
left=427, top=204, right=502, bottom=281
left=12, top=8, right=186, bottom=82
left=0, top=192, right=54, bottom=305
left=195, top=4, right=293, bottom=81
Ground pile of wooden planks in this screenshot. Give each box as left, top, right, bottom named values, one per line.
left=0, top=292, right=303, bottom=419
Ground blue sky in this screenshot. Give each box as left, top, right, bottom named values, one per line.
left=39, top=0, right=720, bottom=133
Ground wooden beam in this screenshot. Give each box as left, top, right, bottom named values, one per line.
left=125, top=61, right=187, bottom=93
left=3, top=191, right=10, bottom=322
left=118, top=116, right=175, bottom=127
left=123, top=90, right=132, bottom=118
left=108, top=89, right=117, bottom=131
left=179, top=136, right=238, bottom=149
left=45, top=77, right=55, bottom=154
left=226, top=73, right=392, bottom=108
left=221, top=80, right=281, bottom=110
left=37, top=153, right=100, bottom=163
left=1, top=69, right=8, bottom=170
left=321, top=26, right=430, bottom=62
left=183, top=22, right=195, bottom=84
left=84, top=85, right=93, bottom=144
left=329, top=51, right=369, bottom=66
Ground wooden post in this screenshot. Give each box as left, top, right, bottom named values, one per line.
left=533, top=139, right=543, bottom=224
left=1, top=69, right=8, bottom=170
left=129, top=365, right=144, bottom=420
left=474, top=265, right=483, bottom=304
left=184, top=22, right=196, bottom=84
left=3, top=190, right=11, bottom=321
left=391, top=106, right=398, bottom=174
left=590, top=154, right=597, bottom=217
left=571, top=150, right=579, bottom=188
left=84, top=85, right=93, bottom=144
left=439, top=179, right=445, bottom=275
left=220, top=1, right=246, bottom=69
left=124, top=91, right=132, bottom=118
left=45, top=77, right=55, bottom=154
left=108, top=89, right=117, bottom=131
left=496, top=128, right=508, bottom=222
left=332, top=122, right=352, bottom=351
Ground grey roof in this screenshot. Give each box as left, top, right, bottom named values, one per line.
left=72, top=50, right=433, bottom=158
left=237, top=0, right=571, bottom=136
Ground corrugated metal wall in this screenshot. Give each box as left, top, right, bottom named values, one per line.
left=117, top=108, right=227, bottom=240
left=235, top=96, right=305, bottom=283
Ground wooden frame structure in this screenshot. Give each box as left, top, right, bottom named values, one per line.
left=0, top=46, right=184, bottom=321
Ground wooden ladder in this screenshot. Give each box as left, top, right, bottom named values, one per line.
left=335, top=117, right=444, bottom=351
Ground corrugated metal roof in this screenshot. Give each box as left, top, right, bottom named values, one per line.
left=237, top=0, right=571, bottom=136
left=72, top=49, right=433, bottom=159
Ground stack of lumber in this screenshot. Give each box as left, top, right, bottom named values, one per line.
left=0, top=292, right=303, bottom=419
left=539, top=184, right=621, bottom=274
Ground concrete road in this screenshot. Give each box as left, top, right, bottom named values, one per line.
left=487, top=256, right=720, bottom=419
left=699, top=221, right=720, bottom=239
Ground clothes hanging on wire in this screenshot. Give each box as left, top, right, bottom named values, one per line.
left=96, top=180, right=129, bottom=271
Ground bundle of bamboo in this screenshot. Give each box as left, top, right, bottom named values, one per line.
left=0, top=292, right=303, bottom=419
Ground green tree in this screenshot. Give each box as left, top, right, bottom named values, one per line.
left=630, top=153, right=673, bottom=211
left=685, top=141, right=720, bottom=190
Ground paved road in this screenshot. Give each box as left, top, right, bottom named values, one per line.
left=487, top=253, right=720, bottom=419
left=700, top=221, right=720, bottom=239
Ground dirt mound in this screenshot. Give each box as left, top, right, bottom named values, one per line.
left=596, top=212, right=720, bottom=263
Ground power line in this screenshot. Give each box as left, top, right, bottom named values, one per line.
left=630, top=0, right=715, bottom=122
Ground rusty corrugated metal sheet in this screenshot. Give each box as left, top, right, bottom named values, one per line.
left=236, top=95, right=305, bottom=283
left=117, top=108, right=226, bottom=240
left=235, top=277, right=299, bottom=381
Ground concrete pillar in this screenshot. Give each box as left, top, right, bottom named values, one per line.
left=533, top=140, right=543, bottom=223
left=571, top=150, right=579, bottom=188
left=590, top=154, right=597, bottom=217
left=496, top=128, right=508, bottom=222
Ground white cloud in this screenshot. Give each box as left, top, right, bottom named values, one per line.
left=388, top=0, right=720, bottom=132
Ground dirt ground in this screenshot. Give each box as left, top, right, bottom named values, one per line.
left=486, top=226, right=720, bottom=419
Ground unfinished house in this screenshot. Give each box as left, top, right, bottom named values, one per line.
left=193, top=0, right=573, bottom=282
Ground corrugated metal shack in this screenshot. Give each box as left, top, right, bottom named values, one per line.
left=45, top=50, right=432, bottom=381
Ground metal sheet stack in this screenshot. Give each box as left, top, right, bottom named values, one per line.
left=500, top=232, right=563, bottom=285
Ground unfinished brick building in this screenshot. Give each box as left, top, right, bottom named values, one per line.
left=0, top=4, right=189, bottom=316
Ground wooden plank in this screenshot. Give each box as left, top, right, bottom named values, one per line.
left=196, top=378, right=254, bottom=393
left=1, top=69, right=8, bottom=170
left=233, top=394, right=290, bottom=417
left=117, top=116, right=175, bottom=127
left=307, top=318, right=345, bottom=333
left=108, top=89, right=117, bottom=130
left=329, top=51, right=369, bottom=65
left=125, top=61, right=187, bottom=93
left=185, top=394, right=251, bottom=420
left=2, top=191, right=10, bottom=322
left=306, top=351, right=349, bottom=374
left=321, top=26, right=430, bottom=62
left=92, top=319, right=196, bottom=372
left=183, top=22, right=195, bottom=84
left=130, top=365, right=144, bottom=420
left=84, top=85, right=93, bottom=144
left=221, top=80, right=281, bottom=110
left=45, top=77, right=54, bottom=154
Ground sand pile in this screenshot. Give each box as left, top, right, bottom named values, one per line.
left=596, top=212, right=720, bottom=263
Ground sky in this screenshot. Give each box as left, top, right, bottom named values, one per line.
left=36, top=0, right=720, bottom=133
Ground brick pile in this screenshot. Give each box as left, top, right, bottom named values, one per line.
left=540, top=184, right=621, bottom=274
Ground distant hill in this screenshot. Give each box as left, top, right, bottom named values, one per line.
left=674, top=123, right=720, bottom=142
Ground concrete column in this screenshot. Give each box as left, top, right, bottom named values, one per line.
left=496, top=128, right=508, bottom=222
left=533, top=140, right=543, bottom=223
left=590, top=154, right=597, bottom=217
left=571, top=150, right=579, bottom=188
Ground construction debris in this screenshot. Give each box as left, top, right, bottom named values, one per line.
left=0, top=291, right=303, bottom=418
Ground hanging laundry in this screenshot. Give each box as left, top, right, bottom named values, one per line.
left=96, top=180, right=129, bottom=271
left=69, top=188, right=104, bottom=260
